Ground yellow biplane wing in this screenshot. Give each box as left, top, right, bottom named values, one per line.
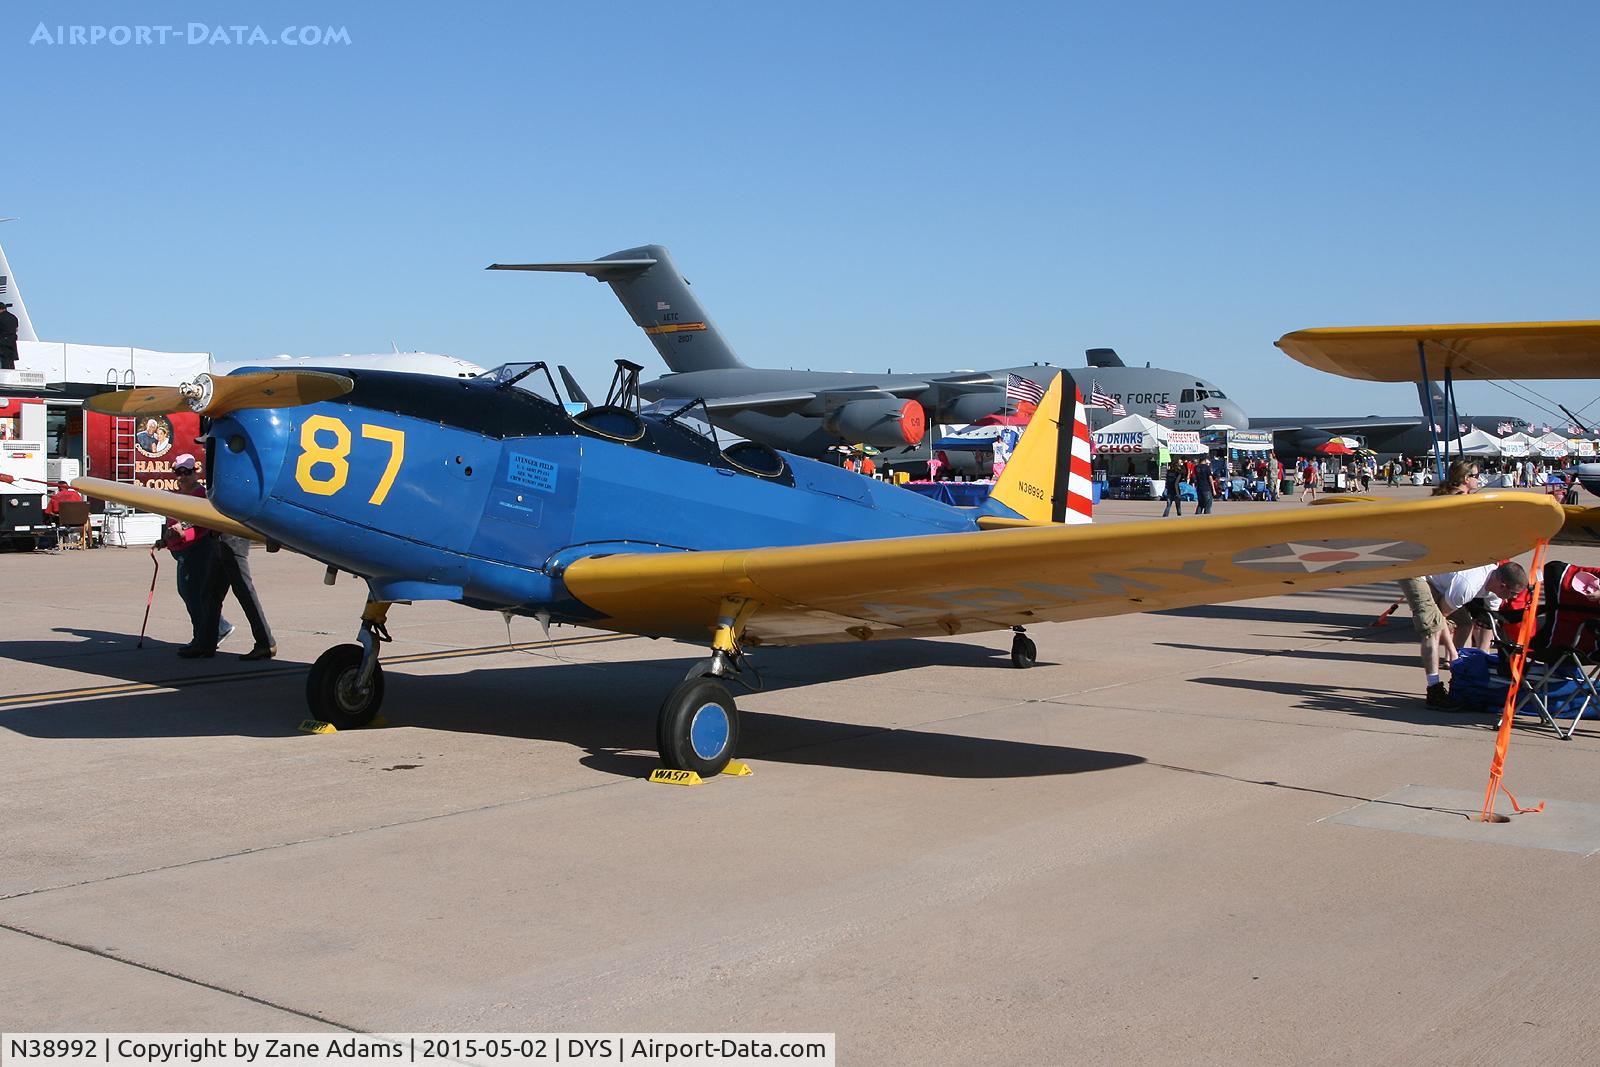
left=563, top=491, right=1564, bottom=645
left=1559, top=505, right=1600, bottom=547
left=1276, top=321, right=1600, bottom=382
left=73, top=477, right=267, bottom=544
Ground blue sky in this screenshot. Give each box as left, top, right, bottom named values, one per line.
left=5, top=0, right=1599, bottom=426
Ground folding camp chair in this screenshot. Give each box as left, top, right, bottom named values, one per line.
left=44, top=499, right=93, bottom=552
left=1505, top=561, right=1600, bottom=739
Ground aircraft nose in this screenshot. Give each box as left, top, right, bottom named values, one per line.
left=1224, top=401, right=1249, bottom=429
left=207, top=412, right=278, bottom=523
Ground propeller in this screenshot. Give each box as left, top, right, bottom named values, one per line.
left=85, top=370, right=355, bottom=417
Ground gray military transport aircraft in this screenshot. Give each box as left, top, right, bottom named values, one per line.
left=1250, top=383, right=1522, bottom=458
left=489, top=246, right=1248, bottom=457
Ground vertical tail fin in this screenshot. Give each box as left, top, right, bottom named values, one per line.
left=979, top=374, right=1094, bottom=527
left=488, top=244, right=746, bottom=372
left=0, top=220, right=39, bottom=341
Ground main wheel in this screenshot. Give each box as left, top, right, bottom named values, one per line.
left=657, top=676, right=739, bottom=776
left=306, top=643, right=385, bottom=730
left=1011, top=633, right=1037, bottom=669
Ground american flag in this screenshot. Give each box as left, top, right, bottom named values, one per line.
left=1006, top=373, right=1044, bottom=407
left=1110, top=400, right=1126, bottom=416
left=656, top=300, right=671, bottom=310
left=0, top=274, right=8, bottom=295
left=1154, top=402, right=1176, bottom=418
left=1204, top=405, right=1222, bottom=420
left=1498, top=421, right=1514, bottom=434
left=1569, top=425, right=1584, bottom=436
left=1089, top=382, right=1118, bottom=410
left=1458, top=423, right=1468, bottom=435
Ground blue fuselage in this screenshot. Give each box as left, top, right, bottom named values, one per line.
left=206, top=371, right=982, bottom=623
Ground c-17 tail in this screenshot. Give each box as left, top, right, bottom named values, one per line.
left=489, top=245, right=746, bottom=373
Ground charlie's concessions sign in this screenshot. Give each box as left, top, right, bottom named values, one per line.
left=84, top=410, right=205, bottom=490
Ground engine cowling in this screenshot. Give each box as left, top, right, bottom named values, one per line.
left=823, top=398, right=927, bottom=448
left=937, top=391, right=1009, bottom=424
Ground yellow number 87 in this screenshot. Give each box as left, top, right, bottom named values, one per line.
left=295, top=415, right=406, bottom=505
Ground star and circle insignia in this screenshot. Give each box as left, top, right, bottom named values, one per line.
left=1232, top=539, right=1428, bottom=574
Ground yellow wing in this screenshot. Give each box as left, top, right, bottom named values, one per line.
left=563, top=491, right=1564, bottom=645
left=73, top=477, right=267, bottom=543
left=1560, top=505, right=1600, bottom=547
left=1276, top=321, right=1600, bottom=382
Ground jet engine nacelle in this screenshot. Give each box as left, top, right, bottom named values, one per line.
left=823, top=398, right=927, bottom=448
left=937, top=391, right=1009, bottom=425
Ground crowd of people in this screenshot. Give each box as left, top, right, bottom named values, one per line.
left=1141, top=449, right=1588, bottom=513
left=1154, top=453, right=1286, bottom=515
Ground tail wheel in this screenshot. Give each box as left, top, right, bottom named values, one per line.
left=306, top=642, right=385, bottom=730
left=657, top=676, right=739, bottom=776
left=1011, top=633, right=1037, bottom=669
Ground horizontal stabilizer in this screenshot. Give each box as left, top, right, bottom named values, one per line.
left=488, top=260, right=657, bottom=279
left=493, top=245, right=747, bottom=372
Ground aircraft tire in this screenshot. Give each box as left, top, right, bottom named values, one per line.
left=657, top=676, right=739, bottom=776
left=1010, top=633, right=1037, bottom=669
left=306, top=643, right=385, bottom=730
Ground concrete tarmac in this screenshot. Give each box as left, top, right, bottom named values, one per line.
left=3, top=488, right=1599, bottom=1063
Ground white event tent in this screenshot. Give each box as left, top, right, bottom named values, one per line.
left=1091, top=414, right=1169, bottom=454
left=1448, top=428, right=1506, bottom=457
left=1537, top=432, right=1571, bottom=458
left=1497, top=432, right=1533, bottom=458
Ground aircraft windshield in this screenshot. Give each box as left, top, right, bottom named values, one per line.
left=482, top=362, right=564, bottom=407
left=640, top=397, right=720, bottom=445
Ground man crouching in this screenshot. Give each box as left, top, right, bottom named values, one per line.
left=1399, top=562, right=1529, bottom=711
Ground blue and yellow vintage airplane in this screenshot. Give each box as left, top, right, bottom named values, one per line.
left=77, top=352, right=1563, bottom=777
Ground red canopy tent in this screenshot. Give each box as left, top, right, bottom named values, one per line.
left=1314, top=439, right=1355, bottom=455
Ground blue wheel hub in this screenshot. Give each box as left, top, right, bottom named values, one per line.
left=688, top=701, right=731, bottom=761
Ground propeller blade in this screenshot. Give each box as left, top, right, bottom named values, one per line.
left=83, top=371, right=355, bottom=418
left=84, top=386, right=189, bottom=415
left=201, top=370, right=354, bottom=416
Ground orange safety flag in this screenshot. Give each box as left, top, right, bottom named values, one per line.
left=1481, top=541, right=1549, bottom=821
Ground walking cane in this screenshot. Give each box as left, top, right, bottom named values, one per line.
left=137, top=545, right=161, bottom=648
